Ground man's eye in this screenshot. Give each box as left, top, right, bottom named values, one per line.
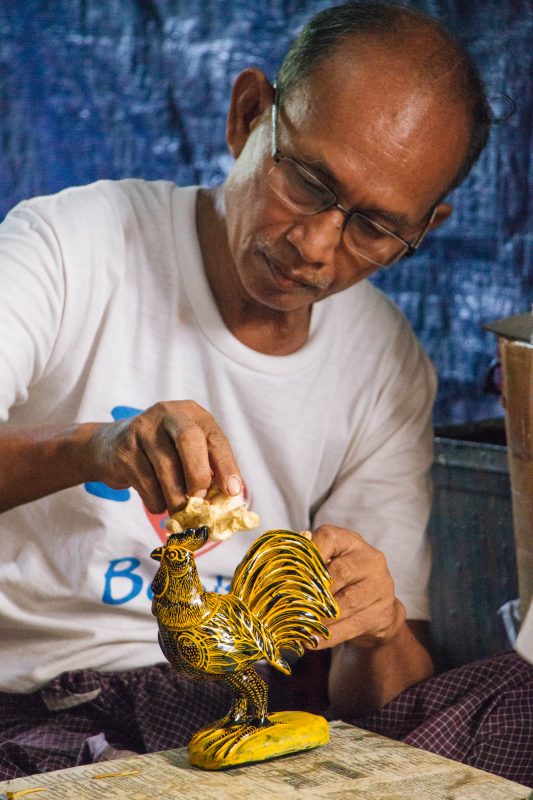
left=289, top=167, right=335, bottom=212
left=351, top=214, right=386, bottom=240
left=294, top=168, right=328, bottom=196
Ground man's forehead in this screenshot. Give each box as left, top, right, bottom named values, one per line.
left=286, top=33, right=461, bottom=118
left=278, top=39, right=470, bottom=212
left=290, top=26, right=464, bottom=92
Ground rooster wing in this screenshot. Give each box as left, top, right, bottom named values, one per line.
left=157, top=593, right=289, bottom=677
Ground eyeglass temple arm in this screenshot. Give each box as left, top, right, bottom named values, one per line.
left=405, top=207, right=438, bottom=256
left=271, top=83, right=278, bottom=158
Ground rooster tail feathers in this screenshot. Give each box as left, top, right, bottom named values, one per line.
left=232, top=533, right=331, bottom=594
left=230, top=530, right=339, bottom=655
left=255, top=629, right=292, bottom=675
left=270, top=654, right=292, bottom=676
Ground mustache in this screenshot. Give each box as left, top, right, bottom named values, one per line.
left=259, top=246, right=332, bottom=290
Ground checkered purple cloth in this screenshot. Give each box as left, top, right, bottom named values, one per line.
left=0, top=651, right=531, bottom=786
left=0, top=663, right=232, bottom=779
left=350, top=650, right=533, bottom=787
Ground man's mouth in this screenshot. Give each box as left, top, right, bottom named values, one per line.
left=262, top=254, right=328, bottom=292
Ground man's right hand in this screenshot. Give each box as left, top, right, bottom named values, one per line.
left=88, top=401, right=243, bottom=514
left=0, top=401, right=242, bottom=514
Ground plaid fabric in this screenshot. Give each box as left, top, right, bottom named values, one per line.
left=350, top=650, right=533, bottom=787
left=0, top=663, right=231, bottom=780
left=0, top=652, right=531, bottom=785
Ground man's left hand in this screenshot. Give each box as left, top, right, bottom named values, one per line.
left=312, top=524, right=406, bottom=649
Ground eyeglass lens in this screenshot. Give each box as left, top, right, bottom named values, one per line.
left=268, top=157, right=408, bottom=266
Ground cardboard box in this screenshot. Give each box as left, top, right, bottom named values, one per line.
left=485, top=312, right=533, bottom=618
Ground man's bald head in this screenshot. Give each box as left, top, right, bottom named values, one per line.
left=277, top=2, right=491, bottom=193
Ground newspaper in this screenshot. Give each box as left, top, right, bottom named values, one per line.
left=0, top=722, right=530, bottom=800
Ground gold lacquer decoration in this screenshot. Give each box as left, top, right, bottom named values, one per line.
left=165, top=485, right=260, bottom=542
left=150, top=527, right=339, bottom=769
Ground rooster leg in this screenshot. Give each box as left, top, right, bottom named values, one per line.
left=225, top=690, right=249, bottom=726
left=224, top=667, right=272, bottom=728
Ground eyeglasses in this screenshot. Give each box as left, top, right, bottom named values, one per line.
left=267, top=89, right=437, bottom=268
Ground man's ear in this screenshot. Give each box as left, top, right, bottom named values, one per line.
left=429, top=203, right=453, bottom=229
left=226, top=68, right=275, bottom=159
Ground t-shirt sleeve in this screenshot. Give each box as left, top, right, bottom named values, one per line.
left=0, top=202, right=65, bottom=420
left=312, top=318, right=436, bottom=621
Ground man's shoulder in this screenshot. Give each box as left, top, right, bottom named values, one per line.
left=6, top=179, right=199, bottom=257
left=328, top=280, right=434, bottom=385
left=15, top=178, right=189, bottom=220
left=333, top=279, right=416, bottom=343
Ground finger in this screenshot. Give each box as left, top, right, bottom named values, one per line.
left=316, top=615, right=369, bottom=649
left=327, top=552, right=393, bottom=603
left=141, top=433, right=188, bottom=513
left=163, top=402, right=242, bottom=497
left=204, top=421, right=243, bottom=497
left=312, top=525, right=365, bottom=566
left=326, top=553, right=375, bottom=594
left=170, top=417, right=213, bottom=499
left=314, top=597, right=397, bottom=649
left=331, top=572, right=393, bottom=621
left=129, top=446, right=167, bottom=514
left=332, top=598, right=405, bottom=649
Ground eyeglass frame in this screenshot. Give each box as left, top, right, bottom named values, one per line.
left=269, top=85, right=438, bottom=267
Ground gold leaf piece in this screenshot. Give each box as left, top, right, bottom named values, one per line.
left=165, top=486, right=259, bottom=542
left=92, top=770, right=141, bottom=780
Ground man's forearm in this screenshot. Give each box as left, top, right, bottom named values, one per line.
left=328, top=620, right=434, bottom=718
left=0, top=423, right=100, bottom=512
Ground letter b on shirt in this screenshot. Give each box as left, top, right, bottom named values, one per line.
left=102, top=557, right=144, bottom=605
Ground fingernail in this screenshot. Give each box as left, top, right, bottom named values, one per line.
left=226, top=475, right=242, bottom=496
left=192, top=489, right=207, bottom=499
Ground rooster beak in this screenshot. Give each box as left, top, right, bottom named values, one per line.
left=150, top=546, right=164, bottom=561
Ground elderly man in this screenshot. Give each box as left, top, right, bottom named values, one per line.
left=0, top=1, right=530, bottom=786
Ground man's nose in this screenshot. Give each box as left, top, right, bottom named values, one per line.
left=286, top=208, right=345, bottom=266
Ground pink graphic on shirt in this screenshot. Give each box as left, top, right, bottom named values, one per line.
left=142, top=484, right=254, bottom=558
left=142, top=505, right=221, bottom=557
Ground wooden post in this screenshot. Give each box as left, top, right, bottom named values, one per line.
left=499, top=336, right=533, bottom=619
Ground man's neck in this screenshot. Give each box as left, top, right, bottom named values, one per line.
left=195, top=187, right=311, bottom=356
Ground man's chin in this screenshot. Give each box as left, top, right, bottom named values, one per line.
left=243, top=282, right=320, bottom=315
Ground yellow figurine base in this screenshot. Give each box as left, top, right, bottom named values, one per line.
left=188, top=711, right=330, bottom=770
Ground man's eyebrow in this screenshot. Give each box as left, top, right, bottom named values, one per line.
left=354, top=203, right=410, bottom=229
left=301, top=156, right=412, bottom=229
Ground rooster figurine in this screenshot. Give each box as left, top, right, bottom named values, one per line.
left=150, top=526, right=339, bottom=769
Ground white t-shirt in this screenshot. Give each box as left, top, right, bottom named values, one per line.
left=0, top=180, right=435, bottom=692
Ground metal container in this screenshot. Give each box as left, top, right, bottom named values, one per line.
left=427, top=429, right=518, bottom=671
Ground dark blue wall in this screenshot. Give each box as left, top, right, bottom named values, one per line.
left=1, top=1, right=531, bottom=424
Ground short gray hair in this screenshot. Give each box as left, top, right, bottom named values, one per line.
left=277, top=2, right=492, bottom=192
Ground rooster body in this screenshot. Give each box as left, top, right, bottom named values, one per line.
left=151, top=526, right=338, bottom=727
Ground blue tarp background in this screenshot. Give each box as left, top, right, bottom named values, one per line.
left=0, top=1, right=531, bottom=424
